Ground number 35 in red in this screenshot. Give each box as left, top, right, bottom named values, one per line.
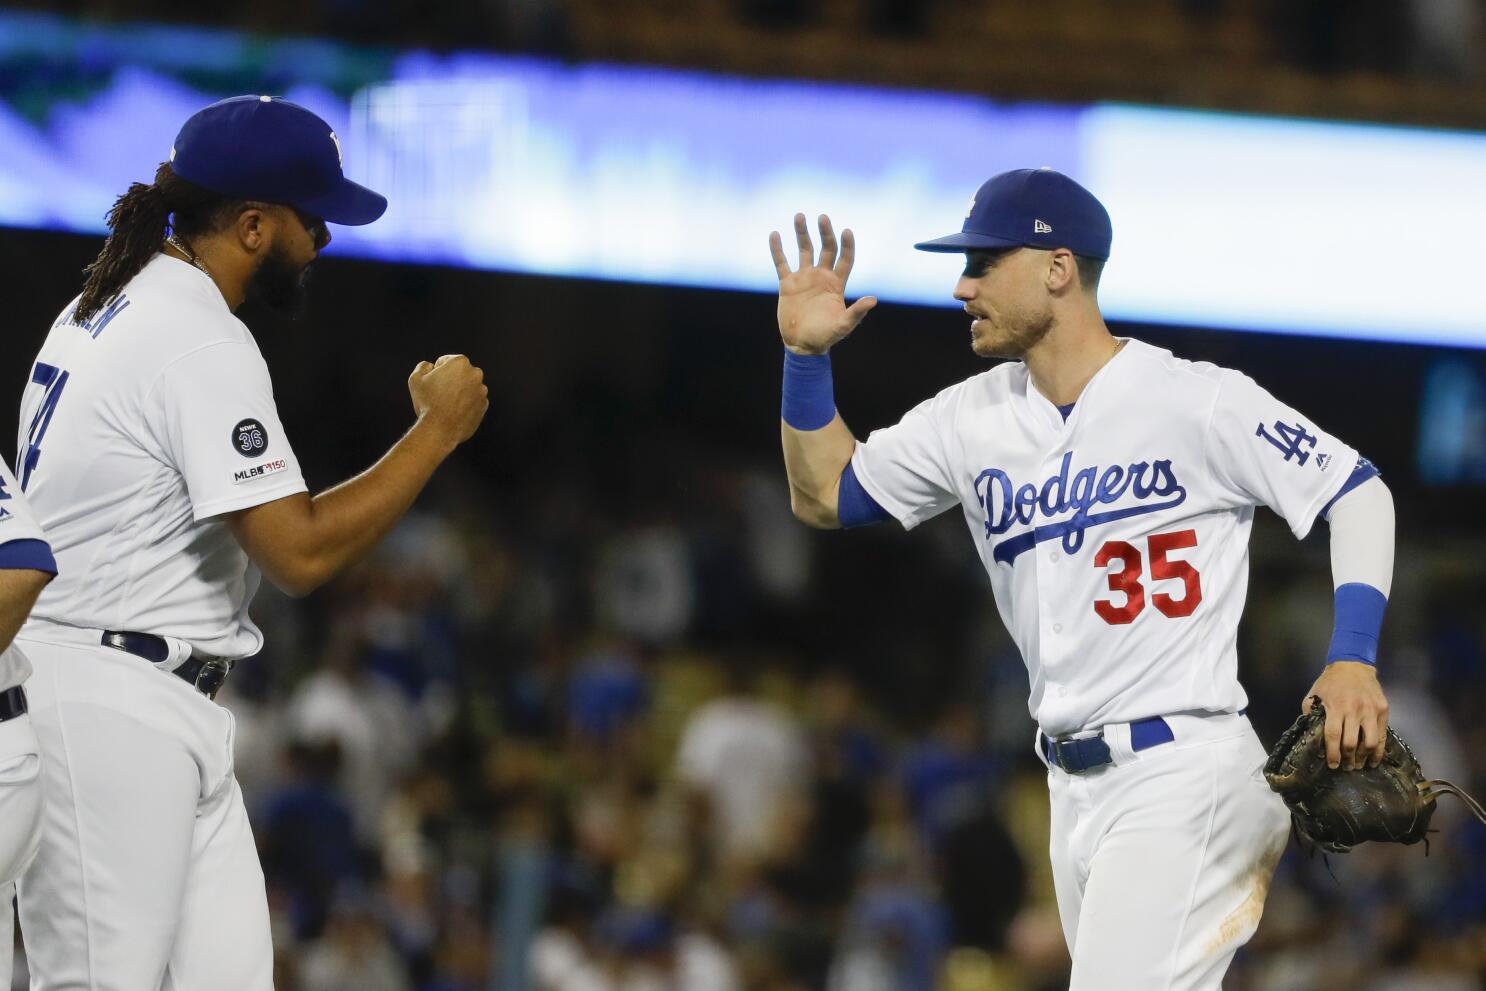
left=1093, top=529, right=1203, bottom=625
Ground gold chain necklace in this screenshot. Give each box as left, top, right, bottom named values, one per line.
left=165, top=233, right=212, bottom=279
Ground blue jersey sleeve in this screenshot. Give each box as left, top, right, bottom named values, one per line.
left=0, top=538, right=57, bottom=574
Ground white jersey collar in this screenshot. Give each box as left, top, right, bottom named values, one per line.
left=1021, top=335, right=1137, bottom=432
left=151, top=252, right=232, bottom=313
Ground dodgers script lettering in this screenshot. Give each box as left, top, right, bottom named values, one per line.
left=973, top=452, right=1188, bottom=565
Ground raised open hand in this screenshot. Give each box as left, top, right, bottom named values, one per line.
left=769, top=213, right=877, bottom=356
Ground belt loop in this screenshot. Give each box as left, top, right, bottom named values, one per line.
left=1103, top=720, right=1136, bottom=764
left=0, top=686, right=27, bottom=722
left=160, top=635, right=195, bottom=672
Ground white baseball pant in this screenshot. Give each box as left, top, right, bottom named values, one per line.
left=14, top=631, right=273, bottom=991
left=0, top=706, right=44, bottom=986
left=1044, top=712, right=1292, bottom=991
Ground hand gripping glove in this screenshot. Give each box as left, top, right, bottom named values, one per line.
left=1264, top=696, right=1486, bottom=854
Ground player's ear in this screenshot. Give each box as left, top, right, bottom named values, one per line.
left=236, top=205, right=269, bottom=253
left=1046, top=249, right=1076, bottom=294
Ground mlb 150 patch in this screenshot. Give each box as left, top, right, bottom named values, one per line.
left=232, top=418, right=269, bottom=458
left=233, top=458, right=289, bottom=484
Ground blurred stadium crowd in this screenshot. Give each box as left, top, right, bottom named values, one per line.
left=10, top=463, right=1480, bottom=991
left=10, top=0, right=1485, bottom=127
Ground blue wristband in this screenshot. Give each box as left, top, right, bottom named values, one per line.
left=1327, top=582, right=1387, bottom=666
left=781, top=350, right=836, bottom=431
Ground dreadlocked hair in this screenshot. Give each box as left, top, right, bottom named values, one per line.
left=74, top=162, right=246, bottom=324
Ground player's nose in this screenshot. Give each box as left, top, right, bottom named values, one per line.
left=953, top=276, right=977, bottom=302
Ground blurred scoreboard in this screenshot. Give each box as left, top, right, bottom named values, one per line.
left=2, top=11, right=1484, bottom=347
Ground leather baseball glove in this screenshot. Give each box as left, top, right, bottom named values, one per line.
left=1263, top=696, right=1486, bottom=853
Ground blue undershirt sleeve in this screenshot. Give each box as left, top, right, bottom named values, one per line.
left=1319, top=456, right=1380, bottom=524
left=0, top=538, right=57, bottom=574
left=837, top=461, right=891, bottom=528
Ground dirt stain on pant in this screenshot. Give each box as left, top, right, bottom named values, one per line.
left=1205, top=833, right=1289, bottom=956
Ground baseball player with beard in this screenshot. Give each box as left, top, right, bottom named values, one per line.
left=0, top=456, right=56, bottom=985
left=770, top=168, right=1396, bottom=988
left=13, top=95, right=487, bottom=989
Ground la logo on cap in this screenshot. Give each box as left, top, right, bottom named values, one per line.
left=1034, top=219, right=1053, bottom=234
left=329, top=131, right=343, bottom=167
left=965, top=196, right=976, bottom=219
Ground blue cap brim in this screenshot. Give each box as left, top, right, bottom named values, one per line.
left=913, top=231, right=1025, bottom=253
left=295, top=177, right=388, bottom=226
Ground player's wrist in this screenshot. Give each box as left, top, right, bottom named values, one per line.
left=781, top=349, right=836, bottom=430
left=1323, top=657, right=1378, bottom=671
left=409, top=412, right=463, bottom=457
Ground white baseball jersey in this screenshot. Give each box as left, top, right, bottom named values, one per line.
left=0, top=456, right=56, bottom=690
left=16, top=253, right=307, bottom=659
left=851, top=338, right=1359, bottom=737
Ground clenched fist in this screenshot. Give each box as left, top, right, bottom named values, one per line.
left=409, top=354, right=488, bottom=447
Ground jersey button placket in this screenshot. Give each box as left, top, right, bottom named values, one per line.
left=1036, top=540, right=1064, bottom=676
left=1035, top=547, right=1059, bottom=643
left=1034, top=447, right=1071, bottom=696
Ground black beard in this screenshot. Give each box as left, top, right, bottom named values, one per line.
left=244, top=243, right=310, bottom=318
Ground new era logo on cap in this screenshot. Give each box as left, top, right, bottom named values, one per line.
left=1034, top=219, right=1053, bottom=234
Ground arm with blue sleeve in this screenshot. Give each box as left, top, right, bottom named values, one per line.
left=1306, top=464, right=1394, bottom=770
left=0, top=465, right=57, bottom=656
left=1322, top=466, right=1392, bottom=667
left=781, top=351, right=890, bottom=529
left=1202, top=371, right=1393, bottom=769
left=0, top=559, right=53, bottom=656
left=772, top=214, right=889, bottom=529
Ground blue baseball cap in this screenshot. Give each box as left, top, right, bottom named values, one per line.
left=168, top=95, right=387, bottom=226
left=914, top=168, right=1111, bottom=260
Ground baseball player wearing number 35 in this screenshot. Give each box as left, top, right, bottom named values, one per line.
left=13, top=96, right=488, bottom=989
left=772, top=169, right=1395, bottom=989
